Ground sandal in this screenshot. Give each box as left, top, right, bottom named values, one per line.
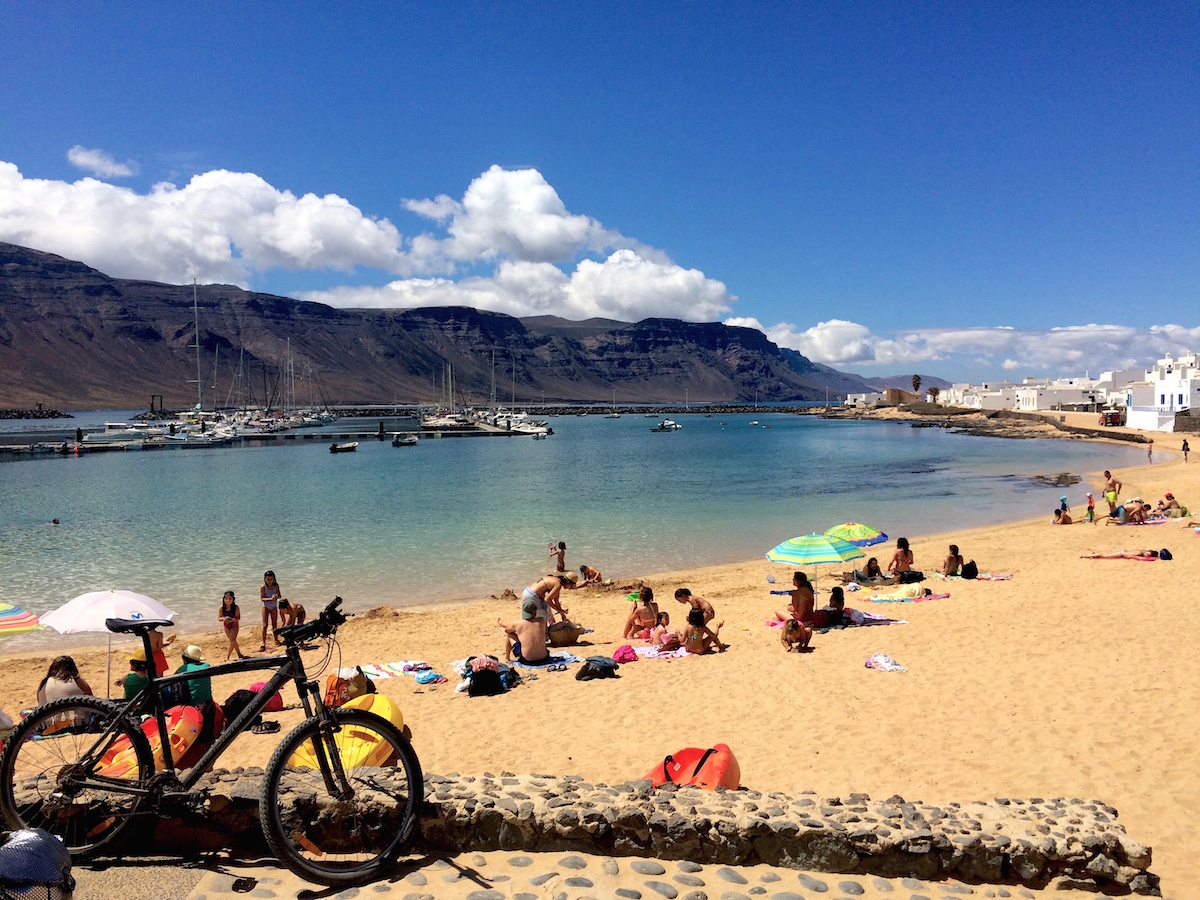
left=259, top=645, right=267, bottom=652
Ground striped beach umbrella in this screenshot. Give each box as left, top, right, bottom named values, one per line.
left=824, top=522, right=888, bottom=547
left=0, top=602, right=43, bottom=638
left=766, top=533, right=865, bottom=566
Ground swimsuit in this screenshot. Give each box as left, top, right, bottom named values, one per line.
left=262, top=583, right=280, bottom=611
left=521, top=586, right=547, bottom=621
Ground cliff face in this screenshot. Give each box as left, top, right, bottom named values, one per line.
left=0, top=242, right=879, bottom=408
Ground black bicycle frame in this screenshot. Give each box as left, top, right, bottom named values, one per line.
left=106, top=639, right=322, bottom=792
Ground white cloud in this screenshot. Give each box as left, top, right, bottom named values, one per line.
left=1, top=157, right=730, bottom=322
left=729, top=316, right=1200, bottom=378
left=67, top=145, right=138, bottom=178
left=302, top=250, right=735, bottom=321
left=0, top=162, right=405, bottom=285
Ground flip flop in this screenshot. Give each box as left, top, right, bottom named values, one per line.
left=259, top=645, right=266, bottom=652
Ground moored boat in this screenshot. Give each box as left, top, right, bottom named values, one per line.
left=330, top=441, right=358, bottom=453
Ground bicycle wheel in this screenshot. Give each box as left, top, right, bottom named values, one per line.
left=261, top=708, right=423, bottom=885
left=0, top=697, right=153, bottom=855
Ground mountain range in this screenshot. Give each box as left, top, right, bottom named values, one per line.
left=0, top=242, right=949, bottom=409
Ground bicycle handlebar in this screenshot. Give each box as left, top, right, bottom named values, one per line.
left=276, top=596, right=348, bottom=646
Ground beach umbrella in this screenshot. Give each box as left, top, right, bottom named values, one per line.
left=766, top=533, right=864, bottom=590
left=823, top=522, right=888, bottom=547
left=40, top=590, right=176, bottom=698
left=0, top=602, right=43, bottom=638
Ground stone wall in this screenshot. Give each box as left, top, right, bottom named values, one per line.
left=149, top=769, right=1160, bottom=895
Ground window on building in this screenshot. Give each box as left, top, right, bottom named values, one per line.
left=1161, top=394, right=1166, bottom=405
left=1181, top=394, right=1185, bottom=405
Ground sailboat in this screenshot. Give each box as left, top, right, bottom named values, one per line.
left=605, top=389, right=621, bottom=418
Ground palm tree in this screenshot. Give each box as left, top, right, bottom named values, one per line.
left=911, top=374, right=922, bottom=398
left=928, top=386, right=941, bottom=403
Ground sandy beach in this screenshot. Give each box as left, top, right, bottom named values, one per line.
left=2, top=426, right=1197, bottom=897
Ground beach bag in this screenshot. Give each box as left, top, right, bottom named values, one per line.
left=468, top=667, right=506, bottom=697
left=0, top=828, right=75, bottom=896
left=548, top=620, right=585, bottom=647
left=346, top=667, right=375, bottom=701
left=961, top=560, right=979, bottom=580
left=613, top=644, right=637, bottom=663
left=221, top=688, right=263, bottom=728
left=323, top=673, right=351, bottom=707
left=898, top=570, right=926, bottom=584
left=1160, top=548, right=1173, bottom=561
left=159, top=678, right=189, bottom=709
left=575, top=655, right=620, bottom=681
left=251, top=681, right=285, bottom=712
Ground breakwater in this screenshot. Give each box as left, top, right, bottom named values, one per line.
left=143, top=770, right=1158, bottom=894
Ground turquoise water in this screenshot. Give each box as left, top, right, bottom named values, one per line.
left=0, top=411, right=1143, bottom=648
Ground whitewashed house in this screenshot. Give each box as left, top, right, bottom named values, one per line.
left=1125, top=352, right=1200, bottom=432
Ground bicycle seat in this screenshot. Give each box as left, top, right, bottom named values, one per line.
left=105, top=617, right=174, bottom=634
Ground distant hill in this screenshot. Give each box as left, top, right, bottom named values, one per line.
left=0, top=242, right=891, bottom=408
left=863, top=373, right=953, bottom=393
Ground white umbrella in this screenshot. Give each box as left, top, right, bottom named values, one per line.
left=40, top=590, right=176, bottom=698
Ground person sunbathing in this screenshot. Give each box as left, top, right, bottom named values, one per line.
left=772, top=572, right=815, bottom=625
left=622, top=586, right=658, bottom=639
left=498, top=616, right=549, bottom=663
left=942, top=544, right=964, bottom=575
left=1082, top=549, right=1160, bottom=560
left=887, top=538, right=913, bottom=578
left=840, top=557, right=886, bottom=584
left=681, top=607, right=725, bottom=654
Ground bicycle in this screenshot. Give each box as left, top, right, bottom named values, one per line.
left=0, top=597, right=423, bottom=887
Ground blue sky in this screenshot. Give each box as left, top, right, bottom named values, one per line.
left=1, top=2, right=1197, bottom=382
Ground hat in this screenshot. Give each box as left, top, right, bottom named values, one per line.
left=128, top=648, right=147, bottom=663
left=1060, top=496, right=1067, bottom=502
left=1166, top=492, right=1174, bottom=499
left=1087, top=492, right=1093, bottom=497
left=559, top=571, right=579, bottom=586
left=182, top=644, right=205, bottom=662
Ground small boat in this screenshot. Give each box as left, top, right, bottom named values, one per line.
left=651, top=418, right=682, bottom=432
left=330, top=442, right=358, bottom=453
left=748, top=420, right=759, bottom=426
left=532, top=432, right=548, bottom=440
left=391, top=434, right=418, bottom=447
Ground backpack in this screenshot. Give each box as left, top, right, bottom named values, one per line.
left=961, top=560, right=979, bottom=580
left=575, top=655, right=620, bottom=681
left=467, top=667, right=506, bottom=697
left=221, top=688, right=263, bottom=728
left=1160, top=548, right=1172, bottom=561
left=613, top=645, right=638, bottom=664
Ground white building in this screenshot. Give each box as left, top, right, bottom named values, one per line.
left=1125, top=352, right=1200, bottom=432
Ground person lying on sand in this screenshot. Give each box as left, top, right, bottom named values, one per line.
left=1082, top=549, right=1160, bottom=560
left=677, top=587, right=729, bottom=650
left=498, top=617, right=549, bottom=664
left=681, top=607, right=726, bottom=654
left=781, top=617, right=811, bottom=652
left=623, top=586, right=658, bottom=639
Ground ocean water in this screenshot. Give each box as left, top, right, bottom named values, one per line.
left=0, top=411, right=1143, bottom=649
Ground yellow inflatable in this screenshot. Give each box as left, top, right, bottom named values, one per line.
left=99, top=705, right=202, bottom=776
left=287, top=694, right=404, bottom=770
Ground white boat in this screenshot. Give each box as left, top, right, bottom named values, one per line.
left=330, top=441, right=358, bottom=453
left=749, top=420, right=759, bottom=426
left=650, top=418, right=682, bottom=432
left=392, top=433, right=418, bottom=447
left=81, top=423, right=163, bottom=444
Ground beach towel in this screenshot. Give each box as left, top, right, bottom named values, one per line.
left=359, top=663, right=396, bottom=680
left=870, top=591, right=950, bottom=604
left=928, top=572, right=1012, bottom=581
left=635, top=645, right=689, bottom=659
left=506, top=651, right=583, bottom=670
left=864, top=653, right=907, bottom=673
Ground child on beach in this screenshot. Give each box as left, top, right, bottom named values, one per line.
left=781, top=618, right=811, bottom=652
left=681, top=607, right=725, bottom=655
left=1085, top=492, right=1096, bottom=523
left=676, top=587, right=729, bottom=650
left=548, top=541, right=566, bottom=573
left=260, top=570, right=285, bottom=652
left=219, top=591, right=245, bottom=660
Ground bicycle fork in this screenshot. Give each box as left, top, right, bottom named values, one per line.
left=298, top=679, right=356, bottom=802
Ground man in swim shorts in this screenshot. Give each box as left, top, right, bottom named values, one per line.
left=1103, top=471, right=1122, bottom=515
left=498, top=616, right=549, bottom=663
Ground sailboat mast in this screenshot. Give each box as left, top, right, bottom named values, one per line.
left=192, top=280, right=203, bottom=410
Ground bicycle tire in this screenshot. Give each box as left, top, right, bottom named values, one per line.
left=0, top=696, right=153, bottom=856
left=260, top=708, right=423, bottom=886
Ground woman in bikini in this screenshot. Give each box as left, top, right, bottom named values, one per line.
left=774, top=571, right=815, bottom=625
left=622, top=586, right=658, bottom=639
left=942, top=544, right=964, bottom=576
left=887, top=537, right=913, bottom=579
left=219, top=590, right=245, bottom=660
left=260, top=570, right=284, bottom=652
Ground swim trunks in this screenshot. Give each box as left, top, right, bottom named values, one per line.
left=1105, top=490, right=1118, bottom=505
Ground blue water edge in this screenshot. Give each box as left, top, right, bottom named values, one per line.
left=0, top=411, right=1142, bottom=649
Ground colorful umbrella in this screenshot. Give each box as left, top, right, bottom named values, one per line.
left=766, top=533, right=865, bottom=566
left=824, top=522, right=888, bottom=547
left=0, top=602, right=42, bottom=637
